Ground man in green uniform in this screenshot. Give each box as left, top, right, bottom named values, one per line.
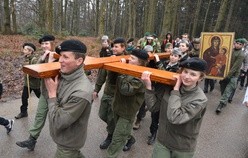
left=92, top=38, right=126, bottom=149
left=216, top=38, right=247, bottom=113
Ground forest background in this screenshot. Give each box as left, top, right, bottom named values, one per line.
left=0, top=0, right=247, bottom=99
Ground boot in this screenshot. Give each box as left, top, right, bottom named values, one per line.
left=133, top=119, right=141, bottom=130
left=99, top=134, right=112, bottom=149
left=16, top=135, right=37, bottom=151
left=147, top=132, right=156, bottom=145
left=15, top=112, right=28, bottom=119
left=215, top=103, right=225, bottom=114
left=5, top=119, right=14, bottom=134
left=123, top=136, right=136, bottom=151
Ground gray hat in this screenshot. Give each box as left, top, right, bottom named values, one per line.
left=101, top=35, right=109, bottom=40
left=143, top=45, right=153, bottom=52
left=172, top=48, right=182, bottom=56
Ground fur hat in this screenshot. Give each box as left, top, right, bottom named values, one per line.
left=39, top=35, right=55, bottom=44
left=131, top=49, right=149, bottom=61
left=143, top=45, right=154, bottom=52
left=113, top=37, right=126, bottom=44
left=56, top=39, right=87, bottom=54
left=180, top=57, right=207, bottom=72
left=23, top=43, right=36, bottom=52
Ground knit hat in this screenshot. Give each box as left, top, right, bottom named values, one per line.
left=235, top=38, right=247, bottom=44
left=113, top=37, right=126, bottom=44
left=180, top=57, right=207, bottom=72
left=55, top=39, right=87, bottom=54
left=39, top=35, right=55, bottom=44
left=131, top=49, right=149, bottom=61
left=171, top=48, right=182, bottom=56
left=127, top=38, right=134, bottom=43
left=23, top=43, right=36, bottom=52
left=143, top=45, right=154, bottom=52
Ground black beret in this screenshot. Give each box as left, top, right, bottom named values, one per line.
left=113, top=37, right=126, bottom=44
left=23, top=43, right=36, bottom=51
left=127, top=38, right=134, bottom=43
left=39, top=35, right=55, bottom=44
left=180, top=57, right=207, bottom=72
left=131, top=49, right=149, bottom=61
left=56, top=39, right=87, bottom=54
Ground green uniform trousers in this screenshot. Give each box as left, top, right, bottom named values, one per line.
left=220, top=77, right=238, bottom=105
left=29, top=94, right=48, bottom=139
left=152, top=141, right=194, bottom=158
left=98, top=93, right=115, bottom=135
left=55, top=146, right=84, bottom=158
left=107, top=114, right=133, bottom=158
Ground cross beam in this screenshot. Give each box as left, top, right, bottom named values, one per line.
left=22, top=52, right=176, bottom=85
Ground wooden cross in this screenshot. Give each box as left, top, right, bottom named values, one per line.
left=23, top=52, right=177, bottom=85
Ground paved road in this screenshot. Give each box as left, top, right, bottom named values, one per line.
left=0, top=82, right=248, bottom=158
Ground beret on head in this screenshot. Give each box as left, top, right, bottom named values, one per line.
left=55, top=39, right=87, bottom=54
left=172, top=48, right=182, bottom=56
left=144, top=32, right=150, bottom=36
left=180, top=57, right=207, bottom=72
left=143, top=45, right=154, bottom=52
left=131, top=49, right=149, bottom=61
left=127, top=38, right=134, bottom=43
left=23, top=43, right=36, bottom=51
left=165, top=43, right=172, bottom=48
left=235, top=38, right=247, bottom=44
left=113, top=37, right=126, bottom=44
left=39, top=35, right=55, bottom=44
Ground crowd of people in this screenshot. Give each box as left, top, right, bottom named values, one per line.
left=1, top=32, right=248, bottom=158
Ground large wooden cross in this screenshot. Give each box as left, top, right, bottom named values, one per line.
left=23, top=52, right=177, bottom=85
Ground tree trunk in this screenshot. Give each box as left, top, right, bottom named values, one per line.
left=146, top=0, right=156, bottom=33
left=45, top=0, right=53, bottom=34
left=10, top=0, right=17, bottom=33
left=224, top=0, right=235, bottom=31
left=202, top=0, right=211, bottom=32
left=171, top=0, right=179, bottom=37
left=160, top=0, right=173, bottom=37
left=132, top=0, right=137, bottom=37
left=214, top=0, right=228, bottom=32
left=3, top=0, right=12, bottom=34
left=98, top=0, right=107, bottom=36
left=192, top=0, right=202, bottom=37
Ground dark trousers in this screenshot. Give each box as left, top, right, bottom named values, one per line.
left=150, top=111, right=160, bottom=135
left=136, top=101, right=146, bottom=121
left=0, top=117, right=9, bottom=126
left=204, top=79, right=215, bottom=92
left=20, top=86, right=41, bottom=113
left=239, top=70, right=248, bottom=87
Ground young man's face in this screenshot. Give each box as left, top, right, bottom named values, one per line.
left=193, top=43, right=200, bottom=50
left=179, top=43, right=189, bottom=53
left=234, top=42, right=244, bottom=50
left=169, top=54, right=180, bottom=63
left=59, top=51, right=83, bottom=74
left=128, top=55, right=141, bottom=66
left=112, top=43, right=125, bottom=55
left=165, top=45, right=173, bottom=53
left=22, top=46, right=32, bottom=56
left=41, top=41, right=52, bottom=51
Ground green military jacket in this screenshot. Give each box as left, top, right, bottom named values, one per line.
left=112, top=75, right=145, bottom=121
left=145, top=85, right=208, bottom=152
left=226, top=49, right=245, bottom=78
left=24, top=54, right=40, bottom=89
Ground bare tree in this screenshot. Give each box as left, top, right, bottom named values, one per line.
left=4, top=0, right=12, bottom=34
